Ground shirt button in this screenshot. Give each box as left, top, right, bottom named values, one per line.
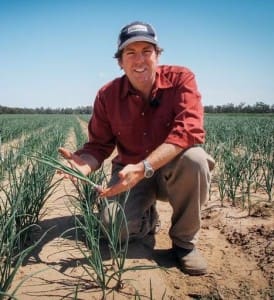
left=143, top=132, right=147, bottom=135
left=145, top=150, right=149, bottom=153
left=141, top=112, right=145, bottom=116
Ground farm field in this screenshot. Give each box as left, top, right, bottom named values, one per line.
left=0, top=114, right=273, bottom=300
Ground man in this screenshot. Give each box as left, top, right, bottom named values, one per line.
left=59, top=21, right=215, bottom=275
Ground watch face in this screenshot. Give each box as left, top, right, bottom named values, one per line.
left=143, top=159, right=154, bottom=178
left=145, top=168, right=154, bottom=178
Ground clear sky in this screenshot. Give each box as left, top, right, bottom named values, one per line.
left=1, top=0, right=274, bottom=109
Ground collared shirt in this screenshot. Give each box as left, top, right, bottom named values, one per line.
left=75, top=65, right=205, bottom=166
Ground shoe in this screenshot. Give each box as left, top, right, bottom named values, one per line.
left=173, top=245, right=207, bottom=275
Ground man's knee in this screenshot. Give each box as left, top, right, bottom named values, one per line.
left=181, top=147, right=215, bottom=172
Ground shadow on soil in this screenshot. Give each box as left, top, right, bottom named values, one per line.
left=22, top=214, right=177, bottom=272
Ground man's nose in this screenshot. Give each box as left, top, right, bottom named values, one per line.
left=135, top=52, right=145, bottom=62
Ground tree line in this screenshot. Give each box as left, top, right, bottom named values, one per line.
left=0, top=105, right=92, bottom=115
left=0, top=101, right=273, bottom=115
left=204, top=101, right=273, bottom=113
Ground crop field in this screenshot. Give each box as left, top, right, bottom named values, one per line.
left=0, top=113, right=273, bottom=299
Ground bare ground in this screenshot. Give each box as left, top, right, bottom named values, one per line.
left=10, top=190, right=273, bottom=300
left=9, top=123, right=274, bottom=300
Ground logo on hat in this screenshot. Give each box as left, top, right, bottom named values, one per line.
left=127, top=24, right=148, bottom=34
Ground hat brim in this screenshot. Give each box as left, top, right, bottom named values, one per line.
left=118, top=36, right=158, bottom=51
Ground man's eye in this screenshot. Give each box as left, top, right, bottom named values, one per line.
left=144, top=50, right=152, bottom=55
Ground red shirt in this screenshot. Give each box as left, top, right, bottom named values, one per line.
left=75, top=65, right=205, bottom=166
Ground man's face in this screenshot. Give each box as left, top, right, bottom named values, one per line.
left=119, top=41, right=159, bottom=95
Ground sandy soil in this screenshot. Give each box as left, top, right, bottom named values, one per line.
left=9, top=122, right=274, bottom=300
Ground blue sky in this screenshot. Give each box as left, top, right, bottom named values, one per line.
left=1, top=0, right=274, bottom=109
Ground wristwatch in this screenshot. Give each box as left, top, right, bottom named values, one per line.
left=143, top=159, right=154, bottom=178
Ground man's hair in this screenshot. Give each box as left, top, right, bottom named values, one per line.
left=114, top=45, right=164, bottom=60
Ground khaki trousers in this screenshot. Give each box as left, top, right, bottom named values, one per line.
left=103, top=146, right=215, bottom=249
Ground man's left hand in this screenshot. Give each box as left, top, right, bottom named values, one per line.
left=99, top=163, right=144, bottom=197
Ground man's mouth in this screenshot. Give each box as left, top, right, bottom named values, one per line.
left=134, top=67, right=146, bottom=73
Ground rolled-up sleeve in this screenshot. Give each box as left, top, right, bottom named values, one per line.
left=74, top=92, right=115, bottom=166
left=164, top=69, right=205, bottom=148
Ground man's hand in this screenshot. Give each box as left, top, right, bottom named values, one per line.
left=99, top=163, right=144, bottom=197
left=58, top=147, right=92, bottom=181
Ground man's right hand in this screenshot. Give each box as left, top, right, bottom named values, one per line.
left=58, top=147, right=93, bottom=180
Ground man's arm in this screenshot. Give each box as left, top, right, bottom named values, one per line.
left=143, top=143, right=183, bottom=171
left=99, top=142, right=183, bottom=197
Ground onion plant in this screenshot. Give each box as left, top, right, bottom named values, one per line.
left=29, top=152, right=102, bottom=190
left=239, top=154, right=260, bottom=214
left=261, top=155, right=274, bottom=202
left=72, top=190, right=160, bottom=299
left=0, top=206, right=49, bottom=299
left=1, top=160, right=60, bottom=250
left=216, top=160, right=227, bottom=206
left=73, top=117, right=88, bottom=149
left=0, top=130, right=2, bottom=162
left=133, top=279, right=167, bottom=300
left=222, top=149, right=247, bottom=206
left=31, top=153, right=161, bottom=298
